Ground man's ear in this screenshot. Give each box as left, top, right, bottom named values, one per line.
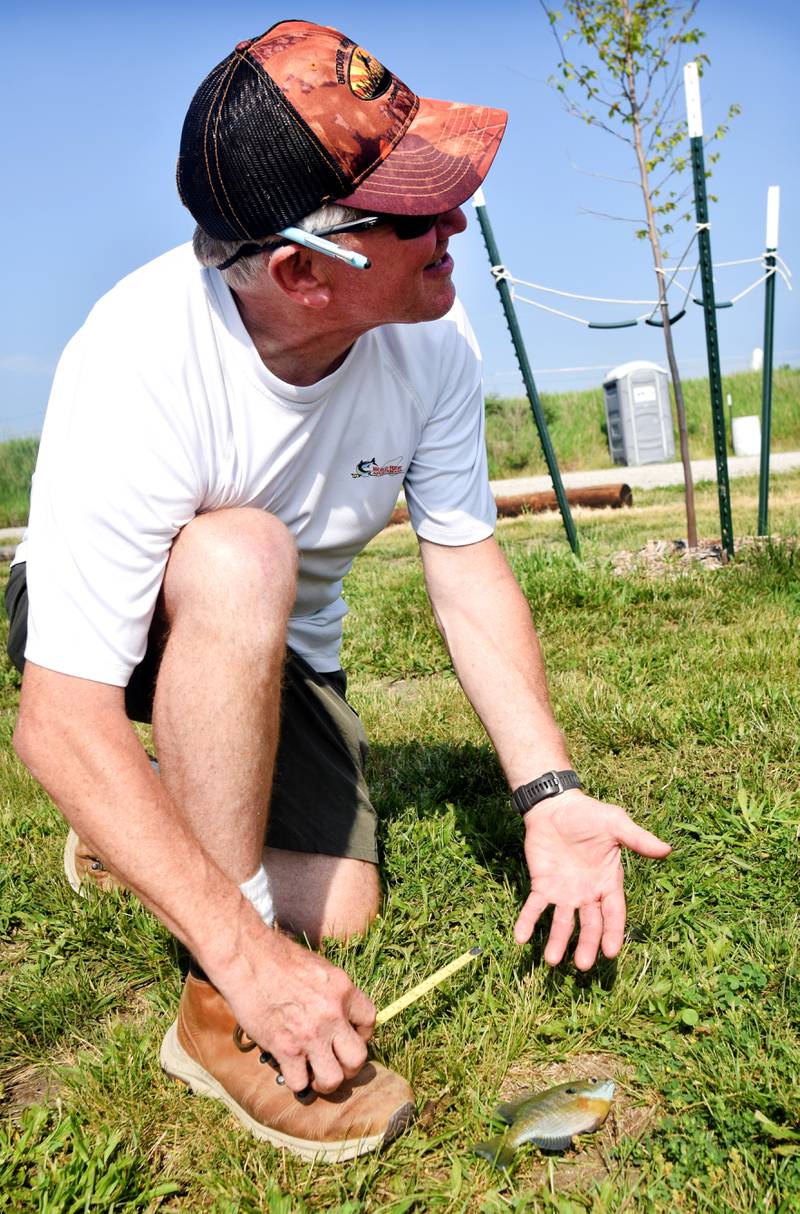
left=266, top=246, right=333, bottom=309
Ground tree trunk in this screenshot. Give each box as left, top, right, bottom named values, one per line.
left=623, top=0, right=698, bottom=548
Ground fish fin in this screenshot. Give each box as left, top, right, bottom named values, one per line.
left=530, top=1133, right=574, bottom=1152
left=470, top=1137, right=516, bottom=1170
left=494, top=1092, right=538, bottom=1123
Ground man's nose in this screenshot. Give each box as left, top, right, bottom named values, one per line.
left=436, top=207, right=467, bottom=237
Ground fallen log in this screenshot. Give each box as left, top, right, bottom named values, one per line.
left=388, top=483, right=632, bottom=527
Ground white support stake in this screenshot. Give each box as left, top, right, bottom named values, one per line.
left=766, top=186, right=780, bottom=251
left=684, top=61, right=703, bottom=138
left=472, top=186, right=487, bottom=209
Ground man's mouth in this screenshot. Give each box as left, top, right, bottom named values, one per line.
left=425, top=247, right=452, bottom=271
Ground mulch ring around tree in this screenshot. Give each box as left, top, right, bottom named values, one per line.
left=609, top=534, right=796, bottom=576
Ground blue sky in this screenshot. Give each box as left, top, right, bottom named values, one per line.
left=1, top=1, right=797, bottom=440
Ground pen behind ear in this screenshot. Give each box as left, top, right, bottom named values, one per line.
left=279, top=226, right=371, bottom=270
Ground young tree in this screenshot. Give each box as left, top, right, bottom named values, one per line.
left=541, top=0, right=739, bottom=548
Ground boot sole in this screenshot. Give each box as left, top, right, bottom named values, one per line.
left=63, top=828, right=84, bottom=895
left=159, top=1022, right=414, bottom=1163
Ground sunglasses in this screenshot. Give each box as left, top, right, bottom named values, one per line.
left=215, top=213, right=440, bottom=273
left=313, top=213, right=441, bottom=241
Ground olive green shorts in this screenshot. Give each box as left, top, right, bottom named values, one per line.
left=5, top=561, right=378, bottom=864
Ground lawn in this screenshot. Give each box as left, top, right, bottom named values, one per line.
left=1, top=473, right=799, bottom=1212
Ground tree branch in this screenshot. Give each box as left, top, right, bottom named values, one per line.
left=559, top=98, right=634, bottom=142
left=568, top=158, right=640, bottom=187
left=577, top=206, right=647, bottom=224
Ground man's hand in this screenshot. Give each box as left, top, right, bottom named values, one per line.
left=514, top=790, right=671, bottom=970
left=218, top=928, right=376, bottom=1095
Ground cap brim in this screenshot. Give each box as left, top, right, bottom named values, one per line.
left=337, top=95, right=507, bottom=216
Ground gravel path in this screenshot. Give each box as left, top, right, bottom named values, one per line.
left=488, top=450, right=800, bottom=497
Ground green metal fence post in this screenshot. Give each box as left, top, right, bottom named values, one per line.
left=758, top=186, right=780, bottom=536
left=684, top=63, right=735, bottom=559
left=471, top=190, right=580, bottom=557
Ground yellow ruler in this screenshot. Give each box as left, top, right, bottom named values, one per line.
left=375, top=946, right=482, bottom=1025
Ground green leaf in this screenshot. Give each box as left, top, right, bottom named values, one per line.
left=754, top=1111, right=800, bottom=1143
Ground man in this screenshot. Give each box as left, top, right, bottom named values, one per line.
left=7, top=20, right=670, bottom=1162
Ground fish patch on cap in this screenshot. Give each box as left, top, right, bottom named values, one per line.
left=343, top=45, right=393, bottom=100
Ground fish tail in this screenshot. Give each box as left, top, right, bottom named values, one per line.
left=470, top=1136, right=516, bottom=1170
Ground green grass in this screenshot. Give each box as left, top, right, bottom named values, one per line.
left=0, top=439, right=38, bottom=529
left=485, top=368, right=800, bottom=478
left=1, top=475, right=800, bottom=1210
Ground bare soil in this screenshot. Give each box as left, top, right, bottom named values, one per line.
left=487, top=1051, right=661, bottom=1192
left=609, top=534, right=796, bottom=576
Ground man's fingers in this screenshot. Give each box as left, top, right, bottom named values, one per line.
left=543, top=904, right=576, bottom=966
left=514, top=892, right=549, bottom=944
left=348, top=990, right=377, bottom=1036
left=332, top=1028, right=369, bottom=1080
left=276, top=1052, right=312, bottom=1094
left=600, top=888, right=627, bottom=960
left=614, top=811, right=672, bottom=858
left=574, top=901, right=603, bottom=971
left=305, top=1048, right=346, bottom=1095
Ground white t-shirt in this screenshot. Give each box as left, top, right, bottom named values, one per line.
left=20, top=243, right=496, bottom=682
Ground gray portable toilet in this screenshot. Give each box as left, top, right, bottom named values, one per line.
left=603, top=360, right=675, bottom=466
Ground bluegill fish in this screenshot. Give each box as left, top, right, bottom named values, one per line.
left=471, top=1076, right=615, bottom=1170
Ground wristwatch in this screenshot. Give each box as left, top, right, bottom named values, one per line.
left=511, top=769, right=583, bottom=816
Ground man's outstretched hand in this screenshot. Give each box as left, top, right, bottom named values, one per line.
left=514, top=790, right=671, bottom=970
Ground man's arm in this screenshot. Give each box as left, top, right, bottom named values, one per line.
left=419, top=534, right=670, bottom=970
left=13, top=664, right=374, bottom=1094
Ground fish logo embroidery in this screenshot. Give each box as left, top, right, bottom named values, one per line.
left=347, top=46, right=392, bottom=100
left=351, top=456, right=404, bottom=479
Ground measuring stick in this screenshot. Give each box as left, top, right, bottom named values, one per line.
left=375, top=947, right=482, bottom=1025
left=257, top=946, right=482, bottom=1090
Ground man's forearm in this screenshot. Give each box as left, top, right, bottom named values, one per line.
left=14, top=662, right=377, bottom=1089
left=13, top=664, right=272, bottom=980
left=420, top=536, right=570, bottom=788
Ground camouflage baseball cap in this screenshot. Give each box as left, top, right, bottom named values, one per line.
left=178, top=19, right=507, bottom=241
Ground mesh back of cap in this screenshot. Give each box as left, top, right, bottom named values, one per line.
left=178, top=53, right=352, bottom=241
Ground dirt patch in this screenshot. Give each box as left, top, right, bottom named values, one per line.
left=0, top=1061, right=65, bottom=1118
left=481, top=1051, right=660, bottom=1192
left=383, top=675, right=446, bottom=702
left=610, top=534, right=796, bottom=576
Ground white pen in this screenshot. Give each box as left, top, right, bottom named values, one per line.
left=279, top=226, right=371, bottom=270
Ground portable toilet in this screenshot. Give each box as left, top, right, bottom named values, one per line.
left=603, top=360, right=675, bottom=466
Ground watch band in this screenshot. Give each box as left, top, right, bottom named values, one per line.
left=511, top=769, right=583, bottom=815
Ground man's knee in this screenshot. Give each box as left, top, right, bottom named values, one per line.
left=163, top=508, right=298, bottom=623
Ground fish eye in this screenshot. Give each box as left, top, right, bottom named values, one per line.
left=589, top=1077, right=598, bottom=1084
left=566, top=1087, right=576, bottom=1094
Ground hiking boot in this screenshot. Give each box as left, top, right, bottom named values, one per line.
left=63, top=827, right=124, bottom=895
left=63, top=756, right=159, bottom=895
left=160, top=973, right=416, bottom=1162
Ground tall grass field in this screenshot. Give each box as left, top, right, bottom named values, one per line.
left=1, top=471, right=799, bottom=1211
left=1, top=369, right=797, bottom=527
left=0, top=439, right=38, bottom=530
left=484, top=368, right=799, bottom=480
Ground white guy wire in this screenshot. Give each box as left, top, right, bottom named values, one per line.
left=492, top=245, right=792, bottom=328
left=728, top=264, right=793, bottom=305
left=510, top=289, right=595, bottom=326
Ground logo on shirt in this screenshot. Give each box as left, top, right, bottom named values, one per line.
left=351, top=456, right=404, bottom=479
